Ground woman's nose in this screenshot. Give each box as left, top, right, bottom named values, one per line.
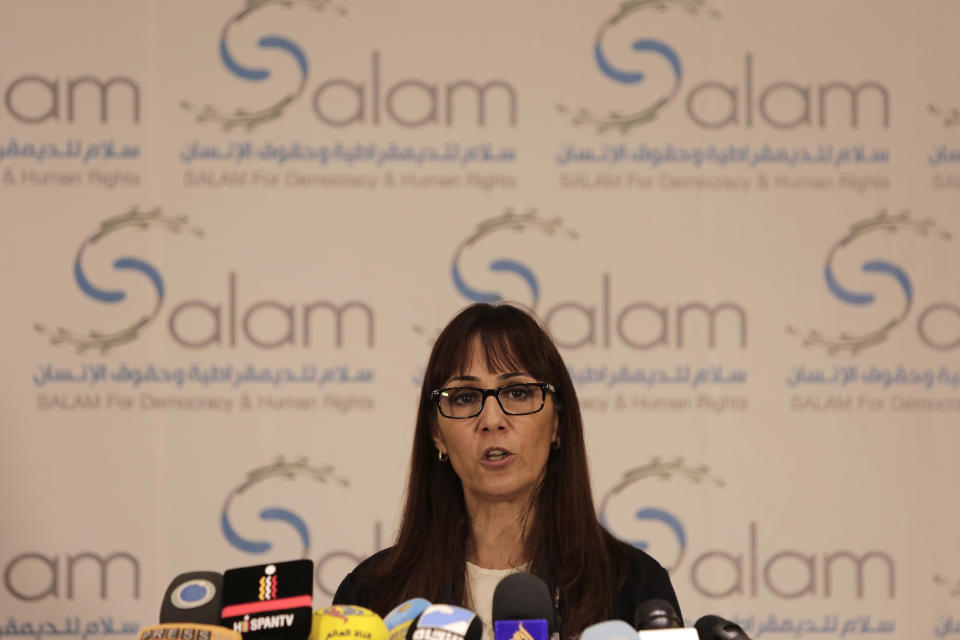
left=477, top=393, right=507, bottom=430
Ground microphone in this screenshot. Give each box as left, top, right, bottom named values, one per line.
left=580, top=620, right=638, bottom=640
left=409, top=604, right=482, bottom=640
left=694, top=616, right=751, bottom=640
left=384, top=599, right=431, bottom=640
left=220, top=560, right=314, bottom=640
left=160, top=571, right=225, bottom=624
left=310, top=605, right=388, bottom=640
left=634, top=600, right=697, bottom=640
left=138, top=624, right=241, bottom=640
left=633, top=600, right=683, bottom=631
left=491, top=573, right=555, bottom=640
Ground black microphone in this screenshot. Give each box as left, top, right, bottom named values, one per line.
left=220, top=560, right=314, bottom=640
left=633, top=599, right=683, bottom=631
left=160, top=571, right=225, bottom=625
left=634, top=600, right=699, bottom=639
left=141, top=571, right=234, bottom=640
left=694, top=616, right=751, bottom=640
left=491, top=573, right=555, bottom=640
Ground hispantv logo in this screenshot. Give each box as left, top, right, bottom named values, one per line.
left=258, top=566, right=277, bottom=602
left=558, top=0, right=889, bottom=133
left=235, top=613, right=295, bottom=633
left=787, top=210, right=954, bottom=355
left=184, top=0, right=517, bottom=130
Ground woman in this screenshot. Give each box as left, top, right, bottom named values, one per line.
left=334, top=303, right=681, bottom=637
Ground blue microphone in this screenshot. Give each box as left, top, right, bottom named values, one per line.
left=409, top=604, right=482, bottom=640
left=491, top=573, right=554, bottom=640
left=384, top=599, right=431, bottom=640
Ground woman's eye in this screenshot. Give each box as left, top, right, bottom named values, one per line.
left=508, top=387, right=531, bottom=399
left=451, top=391, right=476, bottom=404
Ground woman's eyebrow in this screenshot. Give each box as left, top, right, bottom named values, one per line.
left=447, top=371, right=528, bottom=383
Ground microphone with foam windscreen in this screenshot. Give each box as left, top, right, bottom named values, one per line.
left=491, top=573, right=555, bottom=640
left=633, top=600, right=683, bottom=631
left=694, top=616, right=751, bottom=640
left=220, top=560, right=314, bottom=640
left=383, top=599, right=431, bottom=640
left=160, top=572, right=225, bottom=625
left=140, top=572, right=235, bottom=640
left=408, top=604, right=482, bottom=640
left=634, top=600, right=697, bottom=639
left=309, top=605, right=388, bottom=640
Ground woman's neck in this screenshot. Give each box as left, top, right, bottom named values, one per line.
left=464, top=495, right=533, bottom=570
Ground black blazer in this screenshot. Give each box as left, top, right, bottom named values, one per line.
left=333, top=541, right=682, bottom=631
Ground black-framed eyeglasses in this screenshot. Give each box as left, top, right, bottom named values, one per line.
left=431, top=382, right=556, bottom=419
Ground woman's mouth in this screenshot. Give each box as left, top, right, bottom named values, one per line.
left=483, top=448, right=512, bottom=462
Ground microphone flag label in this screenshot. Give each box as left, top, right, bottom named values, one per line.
left=310, top=606, right=389, bottom=640
left=384, top=598, right=431, bottom=631
left=137, top=624, right=241, bottom=640
left=492, top=621, right=548, bottom=640
left=413, top=605, right=478, bottom=640
left=636, top=630, right=700, bottom=640
left=221, top=560, right=313, bottom=640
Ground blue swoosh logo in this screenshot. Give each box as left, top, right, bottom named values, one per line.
left=74, top=257, right=164, bottom=303
left=595, top=37, right=682, bottom=86
left=633, top=507, right=686, bottom=551
left=220, top=35, right=308, bottom=81
left=825, top=259, right=912, bottom=306
left=451, top=259, right=540, bottom=306
left=221, top=507, right=310, bottom=554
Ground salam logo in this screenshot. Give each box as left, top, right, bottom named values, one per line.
left=928, top=103, right=960, bottom=127
left=449, top=208, right=578, bottom=309
left=182, top=0, right=347, bottom=131
left=34, top=208, right=202, bottom=354
left=787, top=210, right=951, bottom=355
left=557, top=0, right=720, bottom=134
left=221, top=457, right=350, bottom=557
left=598, top=456, right=724, bottom=572
left=934, top=574, right=960, bottom=598
left=411, top=208, right=577, bottom=346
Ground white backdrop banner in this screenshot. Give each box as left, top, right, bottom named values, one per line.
left=2, top=1, right=959, bottom=639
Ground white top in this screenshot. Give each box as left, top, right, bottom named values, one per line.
left=465, top=562, right=527, bottom=640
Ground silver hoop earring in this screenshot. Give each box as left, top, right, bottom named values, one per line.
left=438, top=450, right=449, bottom=462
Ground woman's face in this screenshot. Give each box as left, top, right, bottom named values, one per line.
left=431, top=339, right=559, bottom=509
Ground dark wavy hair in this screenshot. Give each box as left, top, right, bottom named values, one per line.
left=368, top=303, right=630, bottom=637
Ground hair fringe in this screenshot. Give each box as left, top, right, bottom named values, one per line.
left=366, top=304, right=632, bottom=637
